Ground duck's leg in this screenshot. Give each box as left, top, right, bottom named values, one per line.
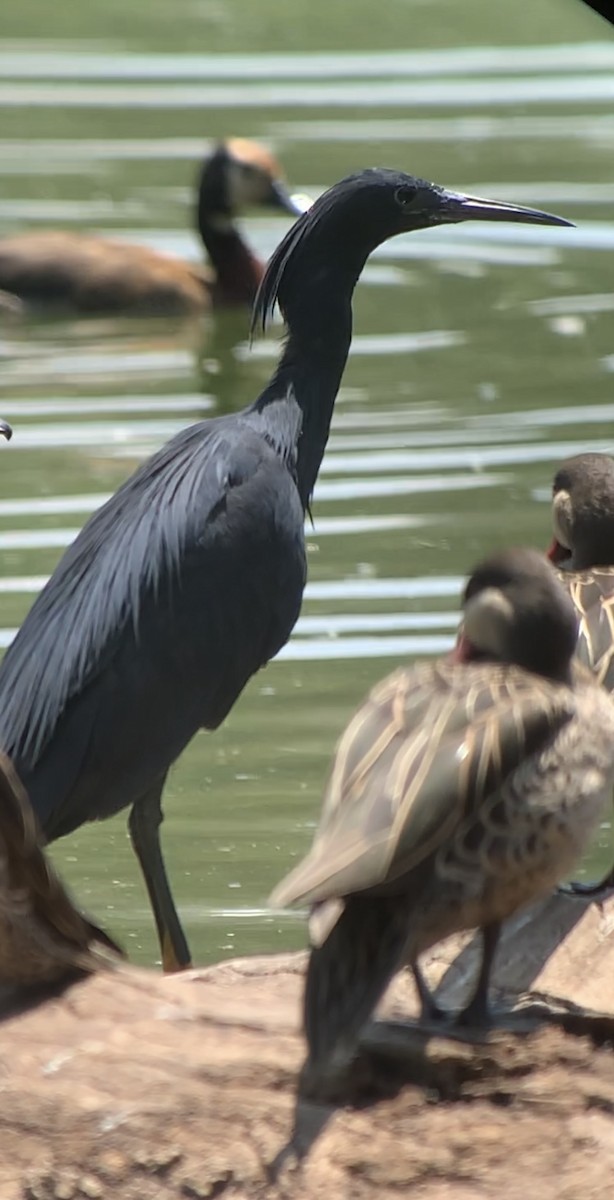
left=411, top=962, right=447, bottom=1022
left=303, top=894, right=409, bottom=1084
left=128, top=774, right=192, bottom=973
left=455, top=921, right=501, bottom=1027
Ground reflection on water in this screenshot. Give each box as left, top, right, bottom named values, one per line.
left=0, top=1, right=613, bottom=964
left=3, top=43, right=614, bottom=79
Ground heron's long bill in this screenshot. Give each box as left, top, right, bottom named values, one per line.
left=439, top=189, right=573, bottom=228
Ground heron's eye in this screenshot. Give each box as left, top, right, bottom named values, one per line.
left=395, top=184, right=418, bottom=207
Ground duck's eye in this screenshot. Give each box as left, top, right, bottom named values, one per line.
left=395, top=184, right=418, bottom=207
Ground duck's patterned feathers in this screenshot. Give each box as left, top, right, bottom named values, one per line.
left=0, top=753, right=122, bottom=985
left=557, top=566, right=614, bottom=691
left=270, top=658, right=574, bottom=910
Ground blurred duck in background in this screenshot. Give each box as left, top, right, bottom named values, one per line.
left=0, top=421, right=122, bottom=992
left=0, top=139, right=307, bottom=317
left=547, top=451, right=614, bottom=895
left=0, top=750, right=122, bottom=989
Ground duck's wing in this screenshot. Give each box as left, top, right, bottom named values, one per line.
left=559, top=567, right=614, bottom=691
left=270, top=660, right=574, bottom=909
left=0, top=753, right=122, bottom=984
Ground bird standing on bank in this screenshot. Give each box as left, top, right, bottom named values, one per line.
left=546, top=451, right=614, bottom=894
left=0, top=169, right=571, bottom=972
left=0, top=139, right=305, bottom=316
left=270, top=549, right=614, bottom=1086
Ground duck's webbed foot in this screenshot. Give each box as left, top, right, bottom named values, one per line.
left=558, top=866, right=614, bottom=899
left=411, top=962, right=448, bottom=1023
left=454, top=921, right=500, bottom=1029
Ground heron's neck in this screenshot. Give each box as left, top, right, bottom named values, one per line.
left=249, top=298, right=353, bottom=509
left=198, top=211, right=264, bottom=305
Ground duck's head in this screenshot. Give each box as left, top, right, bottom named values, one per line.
left=452, top=547, right=578, bottom=683
left=198, top=138, right=307, bottom=221
left=547, top=452, right=614, bottom=571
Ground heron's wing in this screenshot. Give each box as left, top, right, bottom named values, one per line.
left=0, top=415, right=288, bottom=766
left=269, top=661, right=574, bottom=909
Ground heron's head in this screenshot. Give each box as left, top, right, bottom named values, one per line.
left=252, top=167, right=572, bottom=333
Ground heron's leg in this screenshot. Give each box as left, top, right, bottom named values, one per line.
left=411, top=962, right=447, bottom=1022
left=128, top=776, right=192, bottom=973
left=455, top=921, right=501, bottom=1027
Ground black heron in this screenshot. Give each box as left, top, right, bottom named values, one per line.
left=0, top=169, right=572, bottom=971
left=0, top=138, right=305, bottom=316
left=269, top=549, right=614, bottom=1087
left=546, top=451, right=614, bottom=895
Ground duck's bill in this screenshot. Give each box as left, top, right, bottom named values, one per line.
left=438, top=189, right=574, bottom=228
left=0, top=420, right=12, bottom=441
left=546, top=537, right=571, bottom=566
left=449, top=627, right=474, bottom=664
left=449, top=625, right=491, bottom=665
left=268, top=179, right=311, bottom=217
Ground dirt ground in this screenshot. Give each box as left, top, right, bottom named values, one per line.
left=2, top=890, right=614, bottom=1200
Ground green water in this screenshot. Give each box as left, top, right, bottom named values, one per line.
left=0, top=0, right=612, bottom=966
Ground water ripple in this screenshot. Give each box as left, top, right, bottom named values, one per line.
left=2, top=75, right=614, bottom=110
left=1, top=43, right=613, bottom=80
left=277, top=633, right=454, bottom=660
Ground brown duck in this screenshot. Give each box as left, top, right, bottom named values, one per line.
left=0, top=139, right=305, bottom=317
left=0, top=419, right=121, bottom=987
left=270, top=549, right=614, bottom=1081
left=0, top=751, right=121, bottom=987
left=547, top=451, right=614, bottom=893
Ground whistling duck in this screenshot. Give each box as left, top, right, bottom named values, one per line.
left=0, top=138, right=306, bottom=317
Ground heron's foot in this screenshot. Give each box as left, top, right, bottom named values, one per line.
left=161, top=930, right=193, bottom=973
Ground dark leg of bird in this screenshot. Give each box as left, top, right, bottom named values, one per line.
left=558, top=866, right=614, bottom=897
left=411, top=962, right=447, bottom=1022
left=128, top=776, right=192, bottom=973
left=303, top=895, right=409, bottom=1081
left=455, top=921, right=501, bottom=1027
